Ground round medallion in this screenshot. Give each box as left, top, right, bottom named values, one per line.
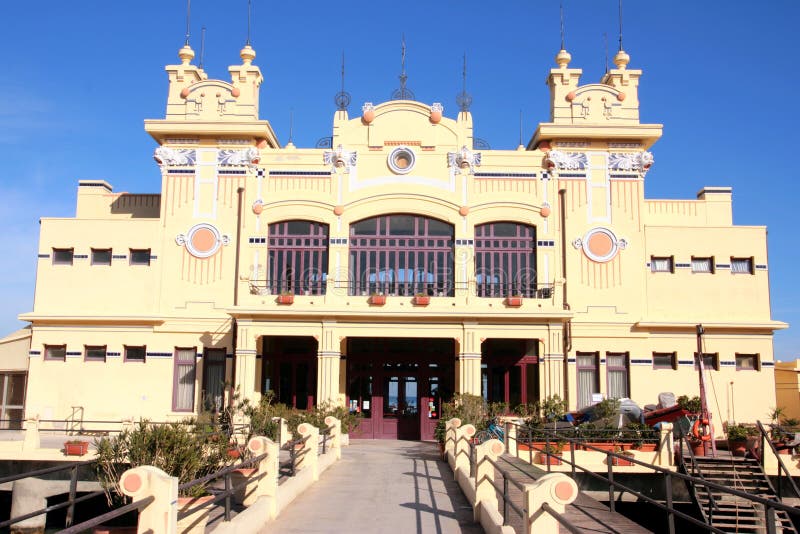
left=581, top=227, right=620, bottom=263
left=185, top=223, right=224, bottom=258
left=387, top=146, right=416, bottom=174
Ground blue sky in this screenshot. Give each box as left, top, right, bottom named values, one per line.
left=0, top=1, right=797, bottom=359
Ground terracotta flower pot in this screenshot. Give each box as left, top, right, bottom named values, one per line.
left=611, top=455, right=634, bottom=466
left=537, top=453, right=562, bottom=465
left=368, top=294, right=386, bottom=306
left=64, top=441, right=89, bottom=456
left=636, top=443, right=657, bottom=452
left=177, top=495, right=214, bottom=534
left=505, top=296, right=523, bottom=307
left=277, top=294, right=294, bottom=305
left=412, top=295, right=430, bottom=306
left=729, top=439, right=747, bottom=457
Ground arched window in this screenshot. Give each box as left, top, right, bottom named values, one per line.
left=349, top=215, right=454, bottom=297
left=268, top=221, right=328, bottom=295
left=475, top=222, right=537, bottom=297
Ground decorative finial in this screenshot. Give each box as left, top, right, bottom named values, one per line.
left=391, top=34, right=414, bottom=100
left=335, top=51, right=351, bottom=111
left=456, top=53, right=472, bottom=112
left=246, top=0, right=252, bottom=46
left=555, top=2, right=571, bottom=68
left=199, top=26, right=206, bottom=69
left=185, top=0, right=191, bottom=46
left=178, top=45, right=195, bottom=65
left=240, top=45, right=256, bottom=65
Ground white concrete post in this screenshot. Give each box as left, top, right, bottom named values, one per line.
left=523, top=473, right=579, bottom=534
left=242, top=436, right=279, bottom=516
left=272, top=417, right=289, bottom=446
left=22, top=414, right=40, bottom=452
left=454, top=424, right=476, bottom=474
left=120, top=465, right=179, bottom=534
left=324, top=416, right=342, bottom=460
left=474, top=439, right=505, bottom=522
left=296, top=423, right=320, bottom=480
left=505, top=421, right=518, bottom=457
left=445, top=418, right=462, bottom=466
left=656, top=422, right=674, bottom=467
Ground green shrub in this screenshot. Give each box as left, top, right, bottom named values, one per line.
left=677, top=395, right=702, bottom=414
left=727, top=423, right=749, bottom=441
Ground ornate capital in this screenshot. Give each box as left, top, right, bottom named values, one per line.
left=609, top=151, right=654, bottom=173
left=447, top=145, right=482, bottom=174
left=154, top=146, right=196, bottom=166
left=545, top=150, right=587, bottom=171
left=218, top=147, right=259, bottom=166
left=323, top=144, right=357, bottom=172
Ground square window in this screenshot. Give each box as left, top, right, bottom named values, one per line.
left=52, top=248, right=74, bottom=265
left=731, top=257, right=753, bottom=274
left=130, top=249, right=151, bottom=266
left=91, top=248, right=112, bottom=266
left=44, top=345, right=66, bottom=361
left=691, top=257, right=713, bottom=273
left=651, top=256, right=673, bottom=273
left=85, top=346, right=107, bottom=362
left=653, top=352, right=677, bottom=370
left=125, top=346, right=146, bottom=362
left=735, top=353, right=759, bottom=371
left=694, top=352, right=719, bottom=371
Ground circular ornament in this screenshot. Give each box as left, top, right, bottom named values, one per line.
left=387, top=146, right=416, bottom=174
left=581, top=227, right=621, bottom=263
left=185, top=223, right=224, bottom=258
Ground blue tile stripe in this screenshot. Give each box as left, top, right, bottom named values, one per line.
left=249, top=237, right=266, bottom=244
left=107, top=352, right=121, bottom=357
left=146, top=352, right=173, bottom=358
left=474, top=172, right=537, bottom=178
left=762, top=361, right=775, bottom=367
left=720, top=361, right=735, bottom=366
left=38, top=254, right=50, bottom=258
left=66, top=352, right=82, bottom=357
left=270, top=171, right=330, bottom=176
left=455, top=239, right=474, bottom=246
left=537, top=240, right=556, bottom=247
left=112, top=255, right=127, bottom=259
left=678, top=360, right=694, bottom=365
left=29, top=350, right=41, bottom=355
left=631, top=359, right=652, bottom=365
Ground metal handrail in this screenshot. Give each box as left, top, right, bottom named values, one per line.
left=757, top=420, right=800, bottom=500
left=674, top=427, right=721, bottom=520
left=58, top=495, right=155, bottom=534
left=540, top=502, right=583, bottom=534
left=506, top=421, right=800, bottom=533
left=286, top=434, right=310, bottom=477
left=477, top=448, right=528, bottom=525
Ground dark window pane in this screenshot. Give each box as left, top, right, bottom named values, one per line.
left=388, top=215, right=415, bottom=236
left=91, top=248, right=112, bottom=266
left=352, top=219, right=377, bottom=235
left=53, top=248, right=73, bottom=265
left=6, top=374, right=25, bottom=405
left=86, top=346, right=106, bottom=361
left=130, top=249, right=151, bottom=265
left=287, top=221, right=312, bottom=234
left=45, top=345, right=66, bottom=361
left=125, top=346, right=146, bottom=362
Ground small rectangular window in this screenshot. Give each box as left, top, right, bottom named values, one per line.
left=735, top=353, right=759, bottom=371
left=52, top=248, right=74, bottom=265
left=691, top=257, right=713, bottom=273
left=85, top=345, right=107, bottom=362
left=694, top=352, right=719, bottom=371
left=606, top=352, right=629, bottom=399
left=130, top=249, right=151, bottom=266
left=125, top=346, right=146, bottom=362
left=651, top=256, right=673, bottom=273
left=91, top=248, right=112, bottom=266
left=44, top=345, right=66, bottom=361
left=731, top=257, right=754, bottom=274
left=653, top=352, right=677, bottom=370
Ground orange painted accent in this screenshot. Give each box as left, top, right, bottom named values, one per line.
left=362, top=110, right=375, bottom=124
left=231, top=87, right=241, bottom=98
left=248, top=437, right=262, bottom=451
left=566, top=91, right=576, bottom=102
left=554, top=481, right=574, bottom=501
left=180, top=87, right=190, bottom=99
left=587, top=232, right=614, bottom=258
left=384, top=140, right=421, bottom=146
left=333, top=205, right=344, bottom=216
left=539, top=141, right=551, bottom=153
left=123, top=473, right=142, bottom=493
left=540, top=206, right=551, bottom=218
left=617, top=92, right=626, bottom=102
left=459, top=206, right=469, bottom=216
left=191, top=228, right=217, bottom=254
left=491, top=441, right=504, bottom=455
left=253, top=203, right=263, bottom=215
left=430, top=111, right=442, bottom=124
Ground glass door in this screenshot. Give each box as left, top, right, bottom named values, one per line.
left=383, top=374, right=419, bottom=440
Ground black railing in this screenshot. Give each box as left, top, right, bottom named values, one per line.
left=284, top=434, right=310, bottom=477
left=59, top=496, right=154, bottom=534
left=249, top=279, right=327, bottom=297
left=349, top=280, right=455, bottom=298
left=177, top=451, right=268, bottom=523
left=0, top=460, right=101, bottom=530
left=674, top=426, right=720, bottom=523
left=540, top=502, right=583, bottom=534
left=757, top=421, right=800, bottom=501
left=507, top=421, right=800, bottom=534
left=475, top=281, right=553, bottom=299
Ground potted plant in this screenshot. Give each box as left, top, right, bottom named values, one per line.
left=412, top=293, right=430, bottom=306
left=64, top=439, right=89, bottom=456
left=504, top=294, right=523, bottom=307
left=626, top=421, right=658, bottom=452
left=677, top=395, right=702, bottom=416
left=368, top=292, right=386, bottom=305
left=94, top=420, right=230, bottom=534
left=434, top=419, right=447, bottom=457
left=537, top=442, right=564, bottom=465
left=611, top=446, right=635, bottom=466
left=277, top=290, right=294, bottom=305
left=727, top=423, right=749, bottom=457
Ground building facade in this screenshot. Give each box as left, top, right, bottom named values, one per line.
left=18, top=42, right=785, bottom=440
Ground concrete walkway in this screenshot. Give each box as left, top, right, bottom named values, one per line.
left=265, top=440, right=482, bottom=534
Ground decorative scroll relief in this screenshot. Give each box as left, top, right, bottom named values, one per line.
left=545, top=150, right=587, bottom=170
left=609, top=151, right=654, bottom=172
left=176, top=223, right=230, bottom=258
left=572, top=227, right=627, bottom=263
left=218, top=147, right=259, bottom=166
left=323, top=144, right=357, bottom=172
left=447, top=146, right=482, bottom=175
left=154, top=147, right=196, bottom=166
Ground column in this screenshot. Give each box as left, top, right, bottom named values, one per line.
left=459, top=324, right=482, bottom=395
left=234, top=323, right=258, bottom=401
left=316, top=321, right=341, bottom=406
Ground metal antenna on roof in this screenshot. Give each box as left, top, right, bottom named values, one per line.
left=246, top=0, right=252, bottom=46
left=519, top=110, right=523, bottom=147
left=199, top=26, right=206, bottom=69
left=288, top=109, right=294, bottom=144
left=618, top=0, right=624, bottom=51
left=184, top=0, right=192, bottom=45
left=604, top=32, right=608, bottom=73
left=335, top=51, right=351, bottom=111
left=391, top=35, right=414, bottom=100
left=456, top=54, right=472, bottom=112
left=559, top=1, right=566, bottom=50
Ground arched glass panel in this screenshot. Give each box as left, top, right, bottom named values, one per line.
left=349, top=215, right=454, bottom=297
left=267, top=221, right=328, bottom=295
left=475, top=222, right=537, bottom=297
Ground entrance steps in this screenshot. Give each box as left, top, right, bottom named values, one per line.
left=682, top=454, right=798, bottom=533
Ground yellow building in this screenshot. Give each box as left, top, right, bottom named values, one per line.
left=16, top=41, right=786, bottom=439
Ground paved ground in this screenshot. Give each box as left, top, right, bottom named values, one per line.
left=265, top=440, right=483, bottom=534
